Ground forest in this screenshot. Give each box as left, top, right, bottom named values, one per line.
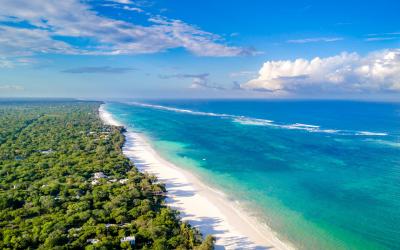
left=0, top=100, right=214, bottom=249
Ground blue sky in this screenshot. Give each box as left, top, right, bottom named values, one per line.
left=0, top=0, right=399, bottom=99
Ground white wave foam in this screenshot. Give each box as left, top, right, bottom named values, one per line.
left=233, top=117, right=274, bottom=126
left=127, top=102, right=388, bottom=137
left=291, top=123, right=320, bottom=128
left=233, top=118, right=340, bottom=134
left=280, top=124, right=342, bottom=134
left=321, top=129, right=341, bottom=134
left=282, top=124, right=319, bottom=131
left=130, top=102, right=231, bottom=118
left=365, top=139, right=400, bottom=147
left=356, top=131, right=388, bottom=136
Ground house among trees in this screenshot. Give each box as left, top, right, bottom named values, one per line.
left=87, top=239, right=99, bottom=244
left=0, top=102, right=210, bottom=249
left=120, top=236, right=135, bottom=246
left=94, top=172, right=107, bottom=179
left=92, top=172, right=108, bottom=185
left=119, top=178, right=128, bottom=184
left=40, top=149, right=54, bottom=154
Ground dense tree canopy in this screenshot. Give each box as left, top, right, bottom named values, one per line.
left=0, top=100, right=214, bottom=249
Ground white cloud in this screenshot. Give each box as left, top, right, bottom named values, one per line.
left=0, top=26, right=76, bottom=57
left=365, top=37, right=397, bottom=42
left=62, top=66, right=135, bottom=74
left=149, top=17, right=255, bottom=57
left=287, top=37, right=343, bottom=44
left=0, top=0, right=250, bottom=58
left=242, top=49, right=400, bottom=94
left=0, top=56, right=40, bottom=68
left=110, top=0, right=133, bottom=4
left=0, top=85, right=24, bottom=91
left=229, top=71, right=257, bottom=78
left=159, top=73, right=226, bottom=90
left=102, top=3, right=144, bottom=12
left=364, top=32, right=400, bottom=42
left=0, top=57, right=14, bottom=68
left=123, top=6, right=144, bottom=12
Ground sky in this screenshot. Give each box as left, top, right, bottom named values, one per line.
left=0, top=0, right=399, bottom=100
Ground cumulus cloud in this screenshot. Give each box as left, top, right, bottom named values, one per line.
left=242, top=49, right=400, bottom=94
left=62, top=66, right=136, bottom=74
left=0, top=0, right=251, bottom=58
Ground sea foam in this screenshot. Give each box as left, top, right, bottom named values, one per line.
left=128, top=102, right=388, bottom=137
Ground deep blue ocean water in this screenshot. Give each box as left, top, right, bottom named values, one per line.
left=105, top=100, right=400, bottom=250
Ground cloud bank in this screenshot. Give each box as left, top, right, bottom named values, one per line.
left=242, top=49, right=400, bottom=94
left=0, top=0, right=252, bottom=58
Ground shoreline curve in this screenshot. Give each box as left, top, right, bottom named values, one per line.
left=99, top=103, right=295, bottom=250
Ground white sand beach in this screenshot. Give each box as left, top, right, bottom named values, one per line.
left=99, top=104, right=294, bottom=250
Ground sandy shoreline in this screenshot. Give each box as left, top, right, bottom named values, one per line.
left=99, top=104, right=294, bottom=250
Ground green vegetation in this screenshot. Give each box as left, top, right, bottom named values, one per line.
left=0, top=100, right=214, bottom=249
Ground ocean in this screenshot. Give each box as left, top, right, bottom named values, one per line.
left=104, top=100, right=400, bottom=250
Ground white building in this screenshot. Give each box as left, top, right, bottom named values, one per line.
left=93, top=172, right=107, bottom=179
left=120, top=236, right=135, bottom=245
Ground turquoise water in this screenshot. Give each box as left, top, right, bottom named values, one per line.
left=105, top=100, right=400, bottom=250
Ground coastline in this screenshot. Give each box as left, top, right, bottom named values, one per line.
left=99, top=104, right=294, bottom=250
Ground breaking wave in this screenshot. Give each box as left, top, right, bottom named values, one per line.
left=128, top=102, right=388, bottom=137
